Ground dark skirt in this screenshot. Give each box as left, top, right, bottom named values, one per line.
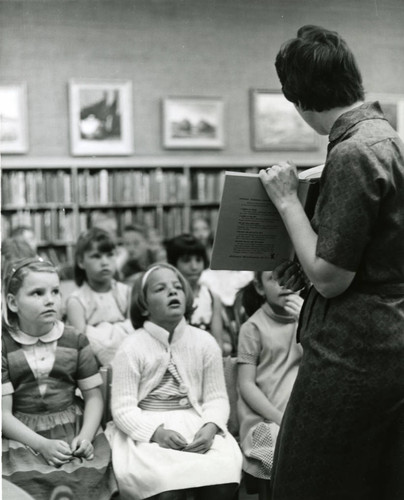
left=270, top=287, right=404, bottom=500
left=2, top=403, right=118, bottom=500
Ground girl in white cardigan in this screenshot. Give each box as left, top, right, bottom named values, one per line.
left=106, top=263, right=242, bottom=500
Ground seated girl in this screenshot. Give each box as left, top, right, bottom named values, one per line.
left=237, top=262, right=305, bottom=495
left=2, top=257, right=117, bottom=500
left=105, top=263, right=242, bottom=500
left=165, top=234, right=224, bottom=351
left=66, top=227, right=132, bottom=366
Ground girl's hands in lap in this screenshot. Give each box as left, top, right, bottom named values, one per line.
left=151, top=425, right=188, bottom=450
left=39, top=439, right=72, bottom=466
left=71, top=436, right=95, bottom=460
left=184, top=423, right=219, bottom=454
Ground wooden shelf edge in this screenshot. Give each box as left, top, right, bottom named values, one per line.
left=1, top=154, right=325, bottom=169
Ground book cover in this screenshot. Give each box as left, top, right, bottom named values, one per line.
left=210, top=165, right=323, bottom=271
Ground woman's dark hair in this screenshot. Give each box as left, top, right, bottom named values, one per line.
left=130, top=263, right=194, bottom=329
left=165, top=234, right=209, bottom=269
left=275, top=25, right=364, bottom=111
left=73, top=227, right=116, bottom=286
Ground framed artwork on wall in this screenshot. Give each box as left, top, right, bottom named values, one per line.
left=0, top=82, right=28, bottom=154
left=69, top=79, right=134, bottom=156
left=162, top=96, right=224, bottom=149
left=250, top=89, right=319, bottom=151
left=367, top=93, right=404, bottom=141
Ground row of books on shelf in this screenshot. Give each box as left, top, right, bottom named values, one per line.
left=2, top=171, right=72, bottom=206
left=77, top=169, right=227, bottom=205
left=2, top=168, right=231, bottom=207
left=2, top=205, right=198, bottom=247
left=190, top=171, right=226, bottom=203
left=2, top=210, right=76, bottom=242
left=77, top=169, right=188, bottom=205
left=84, top=207, right=188, bottom=240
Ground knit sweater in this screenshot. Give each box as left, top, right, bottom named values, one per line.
left=111, top=318, right=229, bottom=443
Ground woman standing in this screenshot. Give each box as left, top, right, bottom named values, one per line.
left=259, top=25, right=404, bottom=500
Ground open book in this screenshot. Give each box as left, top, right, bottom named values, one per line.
left=210, top=164, right=324, bottom=271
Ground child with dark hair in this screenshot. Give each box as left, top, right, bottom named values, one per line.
left=165, top=234, right=224, bottom=351
left=237, top=263, right=304, bottom=497
left=66, top=227, right=132, bottom=366
left=117, top=224, right=158, bottom=285
left=106, top=263, right=242, bottom=500
left=2, top=257, right=117, bottom=500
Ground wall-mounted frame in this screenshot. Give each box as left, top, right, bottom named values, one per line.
left=367, top=93, right=404, bottom=141
left=250, top=89, right=319, bottom=151
left=0, top=82, right=28, bottom=154
left=163, top=96, right=224, bottom=149
left=69, top=79, right=134, bottom=156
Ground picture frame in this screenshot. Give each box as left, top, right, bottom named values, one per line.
left=250, top=89, right=319, bottom=151
left=0, top=82, right=28, bottom=154
left=367, top=93, right=404, bottom=141
left=69, top=79, right=134, bottom=156
left=163, top=96, right=224, bottom=149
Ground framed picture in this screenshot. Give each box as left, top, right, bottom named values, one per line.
left=250, top=89, right=318, bottom=151
left=368, top=93, right=404, bottom=141
left=163, top=97, right=224, bottom=149
left=69, top=79, right=134, bottom=156
left=0, top=82, right=28, bottom=154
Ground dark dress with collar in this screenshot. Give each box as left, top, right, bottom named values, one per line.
left=271, top=102, right=404, bottom=500
left=2, top=323, right=117, bottom=500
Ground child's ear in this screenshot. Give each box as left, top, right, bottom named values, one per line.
left=77, top=258, right=85, bottom=270
left=253, top=278, right=266, bottom=297
left=7, top=293, right=18, bottom=313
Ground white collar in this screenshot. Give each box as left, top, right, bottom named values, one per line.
left=143, top=317, right=186, bottom=345
left=9, top=320, right=64, bottom=345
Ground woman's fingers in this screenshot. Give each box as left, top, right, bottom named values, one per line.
left=273, top=261, right=294, bottom=282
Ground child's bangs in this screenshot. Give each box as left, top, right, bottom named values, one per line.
left=93, top=236, right=116, bottom=253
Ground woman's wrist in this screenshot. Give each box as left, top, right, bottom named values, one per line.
left=276, top=192, right=301, bottom=215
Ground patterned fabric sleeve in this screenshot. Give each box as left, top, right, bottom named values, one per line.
left=76, top=333, right=103, bottom=391
left=315, top=142, right=383, bottom=271
left=237, top=320, right=261, bottom=365
left=2, top=339, right=14, bottom=396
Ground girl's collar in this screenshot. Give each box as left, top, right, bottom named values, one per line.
left=143, top=317, right=187, bottom=345
left=9, top=320, right=64, bottom=345
left=262, top=302, right=296, bottom=324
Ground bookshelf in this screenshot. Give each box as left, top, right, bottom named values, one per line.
left=1, top=156, right=321, bottom=266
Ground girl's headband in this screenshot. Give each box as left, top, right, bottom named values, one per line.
left=141, top=265, right=162, bottom=291
left=5, top=257, right=56, bottom=291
